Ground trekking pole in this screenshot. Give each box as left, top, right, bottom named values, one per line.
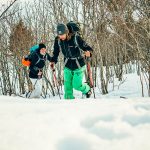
left=42, top=74, right=55, bottom=97
left=86, top=57, right=96, bottom=99
left=51, top=67, right=61, bottom=99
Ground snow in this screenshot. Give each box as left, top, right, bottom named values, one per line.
left=0, top=97, right=150, bottom=150
left=102, top=72, right=148, bottom=98
left=0, top=70, right=149, bottom=150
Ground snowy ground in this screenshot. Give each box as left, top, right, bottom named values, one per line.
left=0, top=97, right=150, bottom=150
left=0, top=72, right=150, bottom=150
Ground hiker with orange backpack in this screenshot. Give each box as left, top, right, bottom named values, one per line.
left=50, top=22, right=93, bottom=99
left=22, top=43, right=51, bottom=98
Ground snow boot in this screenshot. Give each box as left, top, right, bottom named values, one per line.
left=86, top=90, right=92, bottom=98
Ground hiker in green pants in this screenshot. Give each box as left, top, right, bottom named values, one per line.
left=50, top=22, right=93, bottom=99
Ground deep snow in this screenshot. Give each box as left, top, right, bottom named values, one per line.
left=0, top=97, right=150, bottom=150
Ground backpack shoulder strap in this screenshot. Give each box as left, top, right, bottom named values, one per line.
left=74, top=33, right=79, bottom=48
left=35, top=53, right=41, bottom=65
left=44, top=53, right=48, bottom=61
left=74, top=33, right=83, bottom=57
left=58, top=38, right=62, bottom=51
left=35, top=53, right=47, bottom=65
left=29, top=52, right=40, bottom=66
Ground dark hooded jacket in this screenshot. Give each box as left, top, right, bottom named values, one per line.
left=28, top=49, right=51, bottom=79
left=51, top=34, right=93, bottom=70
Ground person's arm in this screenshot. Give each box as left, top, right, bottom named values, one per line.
left=51, top=37, right=60, bottom=64
left=77, top=35, right=93, bottom=52
left=46, top=53, right=51, bottom=62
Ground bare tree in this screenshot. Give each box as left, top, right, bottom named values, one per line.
left=0, top=0, right=149, bottom=97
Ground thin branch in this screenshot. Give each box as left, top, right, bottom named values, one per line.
left=0, top=0, right=18, bottom=20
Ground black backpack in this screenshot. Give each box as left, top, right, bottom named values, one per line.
left=66, top=21, right=80, bottom=34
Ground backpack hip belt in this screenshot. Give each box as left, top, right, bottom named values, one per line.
left=64, top=57, right=83, bottom=68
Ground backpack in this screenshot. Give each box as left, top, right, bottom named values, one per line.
left=29, top=44, right=39, bottom=53
left=22, top=44, right=39, bottom=67
left=67, top=21, right=82, bottom=51
left=66, top=21, right=80, bottom=34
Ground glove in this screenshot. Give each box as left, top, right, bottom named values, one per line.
left=50, top=62, right=54, bottom=69
left=38, top=71, right=42, bottom=76
left=85, top=51, right=91, bottom=57
left=50, top=62, right=55, bottom=72
left=38, top=70, right=42, bottom=79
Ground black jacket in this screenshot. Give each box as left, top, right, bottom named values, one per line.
left=28, top=52, right=51, bottom=79
left=51, top=34, right=93, bottom=70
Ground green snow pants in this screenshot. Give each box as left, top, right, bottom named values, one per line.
left=64, top=66, right=90, bottom=99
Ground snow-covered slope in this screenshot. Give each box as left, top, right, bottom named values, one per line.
left=0, top=96, right=150, bottom=150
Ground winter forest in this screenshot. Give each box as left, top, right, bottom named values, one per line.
left=0, top=1, right=150, bottom=150
left=0, top=0, right=149, bottom=98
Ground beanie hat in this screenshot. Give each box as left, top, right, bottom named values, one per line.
left=57, top=23, right=68, bottom=35
left=39, top=43, right=46, bottom=50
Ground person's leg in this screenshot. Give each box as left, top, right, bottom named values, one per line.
left=64, top=68, right=75, bottom=99
left=73, top=66, right=90, bottom=94
left=27, top=78, right=42, bottom=98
